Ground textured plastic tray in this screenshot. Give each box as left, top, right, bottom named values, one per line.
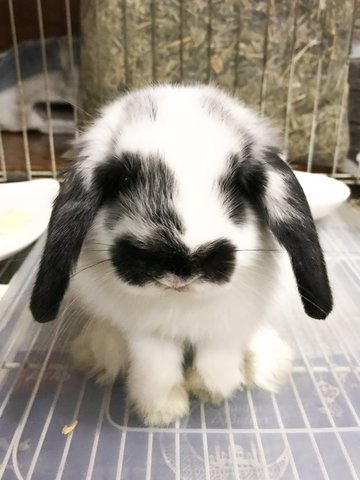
left=0, top=203, right=360, bottom=480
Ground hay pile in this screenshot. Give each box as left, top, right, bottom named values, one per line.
left=80, top=0, right=355, bottom=167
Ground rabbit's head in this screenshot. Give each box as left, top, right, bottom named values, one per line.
left=30, top=85, right=332, bottom=322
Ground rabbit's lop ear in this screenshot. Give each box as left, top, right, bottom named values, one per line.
left=262, top=150, right=332, bottom=319
left=237, top=147, right=333, bottom=319
left=30, top=167, right=102, bottom=323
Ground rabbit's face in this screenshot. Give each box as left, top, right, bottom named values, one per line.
left=89, top=97, right=262, bottom=295
left=30, top=85, right=332, bottom=321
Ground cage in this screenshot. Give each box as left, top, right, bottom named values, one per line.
left=0, top=1, right=360, bottom=479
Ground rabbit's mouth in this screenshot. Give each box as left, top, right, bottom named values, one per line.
left=155, top=274, right=201, bottom=292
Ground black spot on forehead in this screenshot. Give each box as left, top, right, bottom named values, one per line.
left=201, top=93, right=230, bottom=121
left=123, top=92, right=158, bottom=122
left=94, top=152, right=183, bottom=233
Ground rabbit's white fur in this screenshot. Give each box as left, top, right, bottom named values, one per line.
left=68, top=85, right=294, bottom=425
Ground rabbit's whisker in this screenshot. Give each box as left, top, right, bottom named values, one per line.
left=72, top=259, right=111, bottom=277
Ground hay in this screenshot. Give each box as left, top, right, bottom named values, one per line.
left=80, top=0, right=355, bottom=167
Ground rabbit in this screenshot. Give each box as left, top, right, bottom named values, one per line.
left=30, top=84, right=332, bottom=426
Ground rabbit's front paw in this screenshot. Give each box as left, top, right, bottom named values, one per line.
left=185, top=368, right=225, bottom=404
left=187, top=345, right=244, bottom=403
left=138, top=384, right=190, bottom=426
left=244, top=327, right=292, bottom=392
left=70, top=322, right=128, bottom=385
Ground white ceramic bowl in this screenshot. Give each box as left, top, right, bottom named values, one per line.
left=294, top=171, right=350, bottom=220
left=0, top=179, right=59, bottom=261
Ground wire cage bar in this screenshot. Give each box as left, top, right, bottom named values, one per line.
left=7, top=0, right=32, bottom=180
left=1, top=0, right=80, bottom=181
left=35, top=0, right=57, bottom=178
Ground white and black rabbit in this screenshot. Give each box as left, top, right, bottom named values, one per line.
left=30, top=85, right=332, bottom=426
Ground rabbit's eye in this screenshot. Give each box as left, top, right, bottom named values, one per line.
left=94, top=153, right=142, bottom=203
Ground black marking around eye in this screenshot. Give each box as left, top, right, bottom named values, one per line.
left=95, top=153, right=142, bottom=203
left=219, top=154, right=246, bottom=222
left=219, top=147, right=267, bottom=223
left=110, top=235, right=236, bottom=286
left=94, top=153, right=184, bottom=234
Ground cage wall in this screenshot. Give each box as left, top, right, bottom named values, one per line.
left=0, top=0, right=359, bottom=182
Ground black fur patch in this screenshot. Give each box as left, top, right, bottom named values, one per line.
left=124, top=92, right=157, bottom=122
left=30, top=152, right=185, bottom=322
left=195, top=239, right=237, bottom=283
left=201, top=93, right=231, bottom=122
left=148, top=96, right=157, bottom=121
left=30, top=172, right=102, bottom=322
left=111, top=236, right=236, bottom=286
left=95, top=153, right=142, bottom=203
left=98, top=152, right=184, bottom=233
left=263, top=151, right=333, bottom=319
left=219, top=146, right=332, bottom=320
left=219, top=147, right=267, bottom=222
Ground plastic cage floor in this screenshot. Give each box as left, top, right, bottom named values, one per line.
left=1, top=202, right=360, bottom=480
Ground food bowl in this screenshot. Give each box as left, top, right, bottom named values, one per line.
left=294, top=171, right=350, bottom=220
left=0, top=179, right=59, bottom=261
